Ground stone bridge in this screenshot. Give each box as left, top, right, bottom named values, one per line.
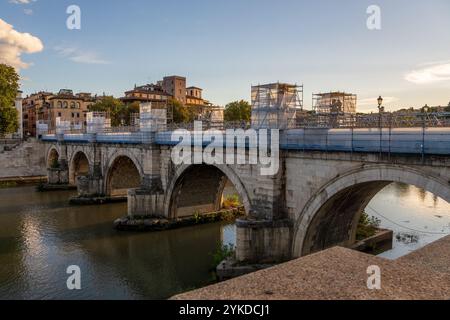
left=41, top=128, right=450, bottom=267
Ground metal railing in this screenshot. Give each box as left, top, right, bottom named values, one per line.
left=297, top=112, right=450, bottom=129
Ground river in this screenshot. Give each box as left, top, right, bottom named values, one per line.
left=0, top=183, right=449, bottom=299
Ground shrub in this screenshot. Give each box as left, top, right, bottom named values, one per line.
left=222, top=194, right=241, bottom=209
left=356, top=212, right=381, bottom=241
left=212, top=243, right=235, bottom=268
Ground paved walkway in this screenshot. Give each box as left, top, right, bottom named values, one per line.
left=172, top=235, right=450, bottom=300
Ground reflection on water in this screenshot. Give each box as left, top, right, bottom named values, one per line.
left=368, top=183, right=450, bottom=259
left=0, top=187, right=232, bottom=300
left=0, top=182, right=449, bottom=299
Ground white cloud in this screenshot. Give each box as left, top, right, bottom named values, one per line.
left=405, top=61, right=450, bottom=84
left=359, top=96, right=399, bottom=107
left=54, top=45, right=110, bottom=65
left=0, top=18, right=44, bottom=70
left=9, top=0, right=36, bottom=4
left=24, top=9, right=33, bottom=15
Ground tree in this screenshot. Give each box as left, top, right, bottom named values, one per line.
left=0, top=64, right=19, bottom=137
left=170, top=99, right=191, bottom=123
left=224, top=100, right=251, bottom=122
left=89, top=96, right=132, bottom=126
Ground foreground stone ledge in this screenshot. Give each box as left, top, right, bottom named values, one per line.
left=172, top=235, right=450, bottom=300
left=218, top=228, right=393, bottom=281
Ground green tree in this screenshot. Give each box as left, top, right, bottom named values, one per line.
left=0, top=64, right=19, bottom=136
left=170, top=99, right=191, bottom=123
left=89, top=96, right=128, bottom=126
left=224, top=100, right=251, bottom=122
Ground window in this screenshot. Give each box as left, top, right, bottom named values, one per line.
left=57, top=101, right=62, bottom=108
left=70, top=102, right=75, bottom=109
left=72, top=113, right=75, bottom=118
left=58, top=112, right=62, bottom=117
left=77, top=113, right=80, bottom=118
left=63, top=101, right=68, bottom=109
left=76, top=102, right=80, bottom=109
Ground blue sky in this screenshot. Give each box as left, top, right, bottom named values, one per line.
left=1, top=0, right=450, bottom=111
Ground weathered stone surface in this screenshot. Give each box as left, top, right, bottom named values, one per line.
left=0, top=139, right=46, bottom=178
left=172, top=236, right=450, bottom=300
left=40, top=139, right=450, bottom=267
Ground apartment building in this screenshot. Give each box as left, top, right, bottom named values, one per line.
left=121, top=75, right=211, bottom=108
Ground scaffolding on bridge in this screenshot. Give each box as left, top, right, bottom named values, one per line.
left=309, top=92, right=357, bottom=128
left=251, top=83, right=303, bottom=130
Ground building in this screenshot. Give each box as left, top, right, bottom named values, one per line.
left=121, top=83, right=171, bottom=108
left=186, top=86, right=212, bottom=107
left=14, top=91, right=23, bottom=139
left=120, top=75, right=212, bottom=108
left=162, top=75, right=187, bottom=104
left=43, top=89, right=95, bottom=129
left=23, top=91, right=53, bottom=137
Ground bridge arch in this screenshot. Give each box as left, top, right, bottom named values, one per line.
left=47, top=147, right=60, bottom=168
left=69, top=151, right=90, bottom=185
left=105, top=153, right=143, bottom=198
left=164, top=164, right=251, bottom=219
left=292, top=164, right=450, bottom=258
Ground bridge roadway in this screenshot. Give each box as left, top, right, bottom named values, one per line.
left=42, top=127, right=450, bottom=155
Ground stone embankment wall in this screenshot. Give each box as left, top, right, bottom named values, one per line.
left=0, top=139, right=46, bottom=178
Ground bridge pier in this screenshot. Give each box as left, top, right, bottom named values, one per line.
left=127, top=174, right=165, bottom=217
left=47, top=159, right=69, bottom=185
left=41, top=150, right=74, bottom=191
left=235, top=219, right=293, bottom=264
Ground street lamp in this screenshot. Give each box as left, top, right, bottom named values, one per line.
left=377, top=96, right=383, bottom=156
left=377, top=96, right=383, bottom=109
left=377, top=96, right=384, bottom=127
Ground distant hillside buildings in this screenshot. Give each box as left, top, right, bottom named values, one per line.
left=121, top=75, right=212, bottom=107
left=21, top=75, right=217, bottom=137
left=22, top=89, right=96, bottom=137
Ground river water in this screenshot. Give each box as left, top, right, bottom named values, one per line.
left=0, top=184, right=449, bottom=299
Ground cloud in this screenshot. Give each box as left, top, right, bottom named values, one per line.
left=0, top=18, right=44, bottom=70
left=358, top=97, right=399, bottom=107
left=24, top=9, right=33, bottom=15
left=9, top=0, right=36, bottom=4
left=54, top=45, right=110, bottom=65
left=405, top=61, right=450, bottom=84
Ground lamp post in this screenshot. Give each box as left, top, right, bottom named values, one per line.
left=421, top=104, right=429, bottom=163
left=377, top=96, right=383, bottom=155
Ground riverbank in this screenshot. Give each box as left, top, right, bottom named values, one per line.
left=0, top=176, right=47, bottom=188
left=114, top=207, right=244, bottom=232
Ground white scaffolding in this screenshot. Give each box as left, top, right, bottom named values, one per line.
left=251, top=83, right=303, bottom=130
left=140, top=102, right=167, bottom=132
